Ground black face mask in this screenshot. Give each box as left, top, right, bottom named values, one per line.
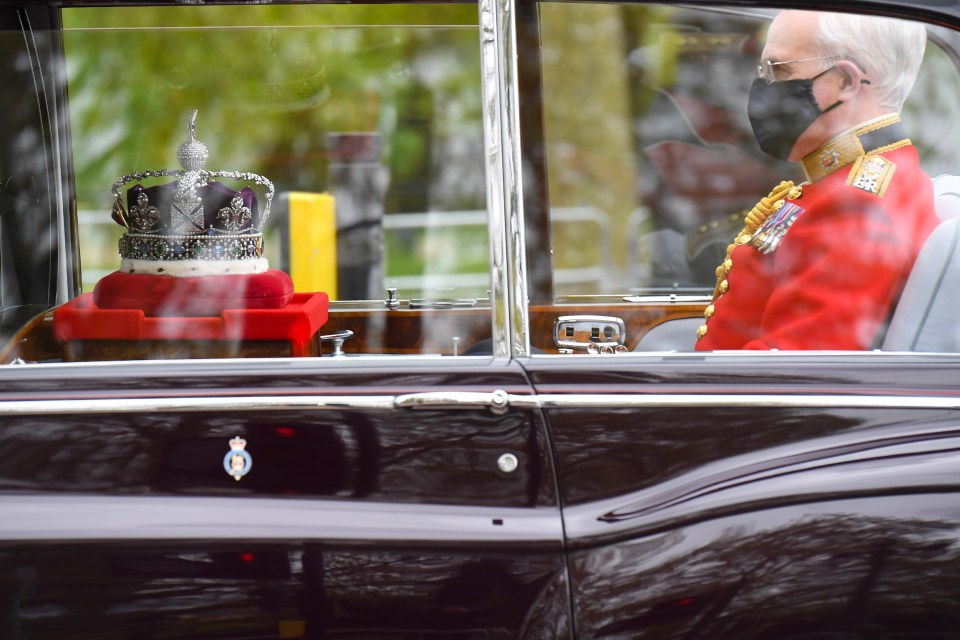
left=747, top=67, right=842, bottom=160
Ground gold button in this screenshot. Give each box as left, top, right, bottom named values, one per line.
left=719, top=279, right=729, bottom=294
left=723, top=258, right=732, bottom=271
left=696, top=324, right=708, bottom=339
left=704, top=304, right=714, bottom=318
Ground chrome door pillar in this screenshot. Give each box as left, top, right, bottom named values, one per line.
left=479, top=0, right=530, bottom=359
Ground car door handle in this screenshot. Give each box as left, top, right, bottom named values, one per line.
left=394, top=390, right=512, bottom=414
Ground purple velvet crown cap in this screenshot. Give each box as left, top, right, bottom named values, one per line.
left=127, top=181, right=260, bottom=234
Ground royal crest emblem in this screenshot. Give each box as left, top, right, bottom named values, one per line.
left=818, top=148, right=841, bottom=170
left=223, top=436, right=252, bottom=481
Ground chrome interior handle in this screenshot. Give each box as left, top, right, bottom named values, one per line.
left=320, top=329, right=355, bottom=357
left=553, top=315, right=626, bottom=351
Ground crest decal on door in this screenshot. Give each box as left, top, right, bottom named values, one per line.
left=223, top=436, right=252, bottom=481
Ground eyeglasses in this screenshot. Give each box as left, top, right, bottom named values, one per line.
left=757, top=55, right=840, bottom=84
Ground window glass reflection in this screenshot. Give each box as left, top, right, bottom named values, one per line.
left=537, top=4, right=960, bottom=353
left=38, top=4, right=493, bottom=361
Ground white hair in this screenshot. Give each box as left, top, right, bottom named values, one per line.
left=813, top=12, right=927, bottom=111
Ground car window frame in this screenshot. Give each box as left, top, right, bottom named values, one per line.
left=509, top=0, right=960, bottom=361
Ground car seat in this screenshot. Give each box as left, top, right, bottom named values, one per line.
left=882, top=174, right=960, bottom=351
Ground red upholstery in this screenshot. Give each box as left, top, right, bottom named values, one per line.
left=93, top=269, right=294, bottom=317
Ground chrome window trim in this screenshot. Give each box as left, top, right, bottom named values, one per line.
left=526, top=350, right=960, bottom=360
left=0, top=494, right=563, bottom=545
left=5, top=392, right=960, bottom=416
left=479, top=0, right=529, bottom=360
left=5, top=350, right=960, bottom=372
left=525, top=393, right=960, bottom=410
left=0, top=354, right=497, bottom=372
left=0, top=395, right=398, bottom=416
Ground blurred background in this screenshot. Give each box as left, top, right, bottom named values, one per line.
left=63, top=3, right=960, bottom=299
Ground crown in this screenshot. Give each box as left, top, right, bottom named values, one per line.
left=110, top=110, right=275, bottom=277
left=229, top=436, right=247, bottom=451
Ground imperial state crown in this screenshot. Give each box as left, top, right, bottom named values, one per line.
left=88, top=110, right=299, bottom=317
left=53, top=110, right=330, bottom=359
left=110, top=110, right=275, bottom=277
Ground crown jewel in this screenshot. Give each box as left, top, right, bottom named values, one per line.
left=110, top=110, right=275, bottom=277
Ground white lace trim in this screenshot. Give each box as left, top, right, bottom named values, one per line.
left=119, top=257, right=269, bottom=277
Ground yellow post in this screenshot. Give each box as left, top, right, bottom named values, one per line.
left=286, top=192, right=337, bottom=298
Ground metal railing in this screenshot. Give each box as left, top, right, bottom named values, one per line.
left=77, top=205, right=616, bottom=295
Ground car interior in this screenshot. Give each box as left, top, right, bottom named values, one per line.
left=1, top=2, right=959, bottom=363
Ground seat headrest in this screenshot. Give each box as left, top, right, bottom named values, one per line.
left=933, top=174, right=960, bottom=221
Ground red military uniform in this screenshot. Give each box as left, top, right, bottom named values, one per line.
left=696, top=115, right=938, bottom=351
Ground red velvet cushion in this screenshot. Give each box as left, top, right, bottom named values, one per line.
left=55, top=292, right=328, bottom=350
left=93, top=269, right=295, bottom=317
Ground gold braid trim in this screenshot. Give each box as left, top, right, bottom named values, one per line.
left=708, top=180, right=801, bottom=303
left=855, top=113, right=901, bottom=136
left=867, top=138, right=911, bottom=157
left=697, top=180, right=803, bottom=341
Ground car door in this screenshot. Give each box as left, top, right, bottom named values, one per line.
left=525, top=354, right=960, bottom=637
left=0, top=360, right=565, bottom=638
left=0, top=2, right=570, bottom=638
left=507, top=0, right=960, bottom=636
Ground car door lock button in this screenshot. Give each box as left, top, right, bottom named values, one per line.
left=497, top=453, right=519, bottom=473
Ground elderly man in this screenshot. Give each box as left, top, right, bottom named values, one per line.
left=695, top=10, right=938, bottom=350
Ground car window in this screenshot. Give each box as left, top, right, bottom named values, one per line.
left=529, top=2, right=960, bottom=354
left=5, top=2, right=960, bottom=364
left=0, top=3, right=494, bottom=363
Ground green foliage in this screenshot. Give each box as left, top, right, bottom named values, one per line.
left=64, top=4, right=479, bottom=208
left=63, top=4, right=488, bottom=293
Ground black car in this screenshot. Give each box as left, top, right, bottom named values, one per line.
left=3, top=0, right=960, bottom=637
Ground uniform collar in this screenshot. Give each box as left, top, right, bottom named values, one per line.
left=801, top=113, right=910, bottom=182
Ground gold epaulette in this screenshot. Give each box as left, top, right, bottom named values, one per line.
left=846, top=154, right=898, bottom=197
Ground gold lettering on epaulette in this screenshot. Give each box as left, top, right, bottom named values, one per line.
left=847, top=154, right=896, bottom=197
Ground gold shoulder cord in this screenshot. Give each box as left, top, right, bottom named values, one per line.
left=696, top=180, right=802, bottom=341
